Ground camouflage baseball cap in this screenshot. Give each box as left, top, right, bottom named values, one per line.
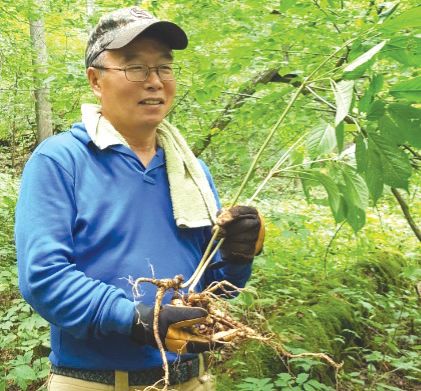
left=85, top=7, right=188, bottom=68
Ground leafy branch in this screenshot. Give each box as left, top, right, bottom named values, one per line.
left=184, top=35, right=362, bottom=292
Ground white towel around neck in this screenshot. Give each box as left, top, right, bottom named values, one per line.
left=81, top=103, right=217, bottom=228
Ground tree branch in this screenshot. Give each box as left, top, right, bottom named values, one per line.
left=312, top=0, right=343, bottom=37
left=403, top=144, right=421, bottom=160
left=193, top=67, right=280, bottom=156
left=391, top=188, right=421, bottom=242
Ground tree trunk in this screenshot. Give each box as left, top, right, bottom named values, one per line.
left=29, top=1, right=53, bottom=144
left=86, top=0, right=95, bottom=17
left=10, top=73, right=19, bottom=178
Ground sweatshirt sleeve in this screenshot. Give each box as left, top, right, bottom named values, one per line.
left=197, top=159, right=252, bottom=289
left=15, top=153, right=135, bottom=340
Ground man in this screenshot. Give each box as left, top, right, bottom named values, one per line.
left=15, top=7, right=264, bottom=391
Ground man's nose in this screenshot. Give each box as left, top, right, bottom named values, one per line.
left=144, top=68, right=163, bottom=88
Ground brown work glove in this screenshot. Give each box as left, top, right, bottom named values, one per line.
left=132, top=303, right=212, bottom=354
left=214, top=205, right=265, bottom=264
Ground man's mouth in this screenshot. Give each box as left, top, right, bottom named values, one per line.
left=139, top=99, right=164, bottom=105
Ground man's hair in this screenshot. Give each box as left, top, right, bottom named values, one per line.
left=91, top=52, right=106, bottom=69
left=90, top=52, right=106, bottom=76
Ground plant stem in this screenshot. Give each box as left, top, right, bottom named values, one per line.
left=186, top=240, right=225, bottom=292
left=243, top=157, right=340, bottom=205
left=248, top=133, right=308, bottom=203
left=183, top=37, right=358, bottom=292
left=229, top=38, right=352, bottom=208
left=274, top=157, right=337, bottom=174
left=323, top=221, right=346, bottom=277
left=248, top=156, right=338, bottom=204
left=305, top=85, right=362, bottom=132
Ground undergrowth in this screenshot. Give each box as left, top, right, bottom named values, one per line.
left=0, top=175, right=49, bottom=391
left=213, top=197, right=420, bottom=391
left=0, top=176, right=420, bottom=390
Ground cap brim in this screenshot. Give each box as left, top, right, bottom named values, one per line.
left=106, top=20, right=188, bottom=50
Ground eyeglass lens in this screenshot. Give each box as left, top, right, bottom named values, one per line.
left=125, top=64, right=178, bottom=81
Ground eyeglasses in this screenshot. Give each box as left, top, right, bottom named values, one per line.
left=92, top=63, right=180, bottom=82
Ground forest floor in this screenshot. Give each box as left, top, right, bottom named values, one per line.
left=1, top=175, right=420, bottom=391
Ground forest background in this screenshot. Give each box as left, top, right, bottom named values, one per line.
left=0, top=0, right=420, bottom=390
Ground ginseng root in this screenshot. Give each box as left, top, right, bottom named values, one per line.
left=132, top=277, right=343, bottom=391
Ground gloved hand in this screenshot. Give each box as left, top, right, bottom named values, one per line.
left=132, top=303, right=211, bottom=354
left=214, top=205, right=265, bottom=264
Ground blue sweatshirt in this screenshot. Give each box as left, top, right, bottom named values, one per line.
left=15, top=123, right=252, bottom=370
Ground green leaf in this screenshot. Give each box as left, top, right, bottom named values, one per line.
left=289, top=149, right=305, bottom=166
left=387, top=103, right=421, bottom=148
left=380, top=6, right=421, bottom=31
left=344, top=203, right=366, bottom=232
left=335, top=122, right=345, bottom=153
left=345, top=200, right=366, bottom=232
left=303, top=384, right=316, bottom=391
left=378, top=114, right=406, bottom=145
left=275, top=372, right=292, bottom=387
left=367, top=100, right=386, bottom=120
left=366, top=145, right=384, bottom=204
left=300, top=170, right=341, bottom=218
left=13, top=365, right=37, bottom=380
left=355, top=134, right=368, bottom=173
left=301, top=176, right=313, bottom=202
left=331, top=80, right=354, bottom=126
left=383, top=36, right=421, bottom=67
left=390, top=76, right=421, bottom=102
left=344, top=40, right=387, bottom=73
left=296, top=373, right=310, bottom=384
left=341, top=165, right=369, bottom=210
left=368, top=133, right=412, bottom=190
left=237, top=377, right=275, bottom=391
left=378, top=1, right=400, bottom=22
left=306, top=379, right=334, bottom=391
left=359, top=75, right=384, bottom=113
left=371, top=74, right=385, bottom=95
left=335, top=196, right=347, bottom=225
left=343, top=60, right=375, bottom=80
left=307, top=123, right=337, bottom=158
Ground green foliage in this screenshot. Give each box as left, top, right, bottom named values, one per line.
left=236, top=377, right=275, bottom=391
left=215, top=201, right=420, bottom=390
left=3, top=0, right=419, bottom=237
left=0, top=0, right=420, bottom=390
left=343, top=40, right=387, bottom=78
left=389, top=76, right=421, bottom=103
left=0, top=175, right=49, bottom=390
left=236, top=372, right=335, bottom=391
left=379, top=6, right=421, bottom=31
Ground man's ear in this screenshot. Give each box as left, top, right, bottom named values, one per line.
left=86, top=67, right=102, bottom=100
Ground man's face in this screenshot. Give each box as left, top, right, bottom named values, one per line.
left=90, top=36, right=176, bottom=133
